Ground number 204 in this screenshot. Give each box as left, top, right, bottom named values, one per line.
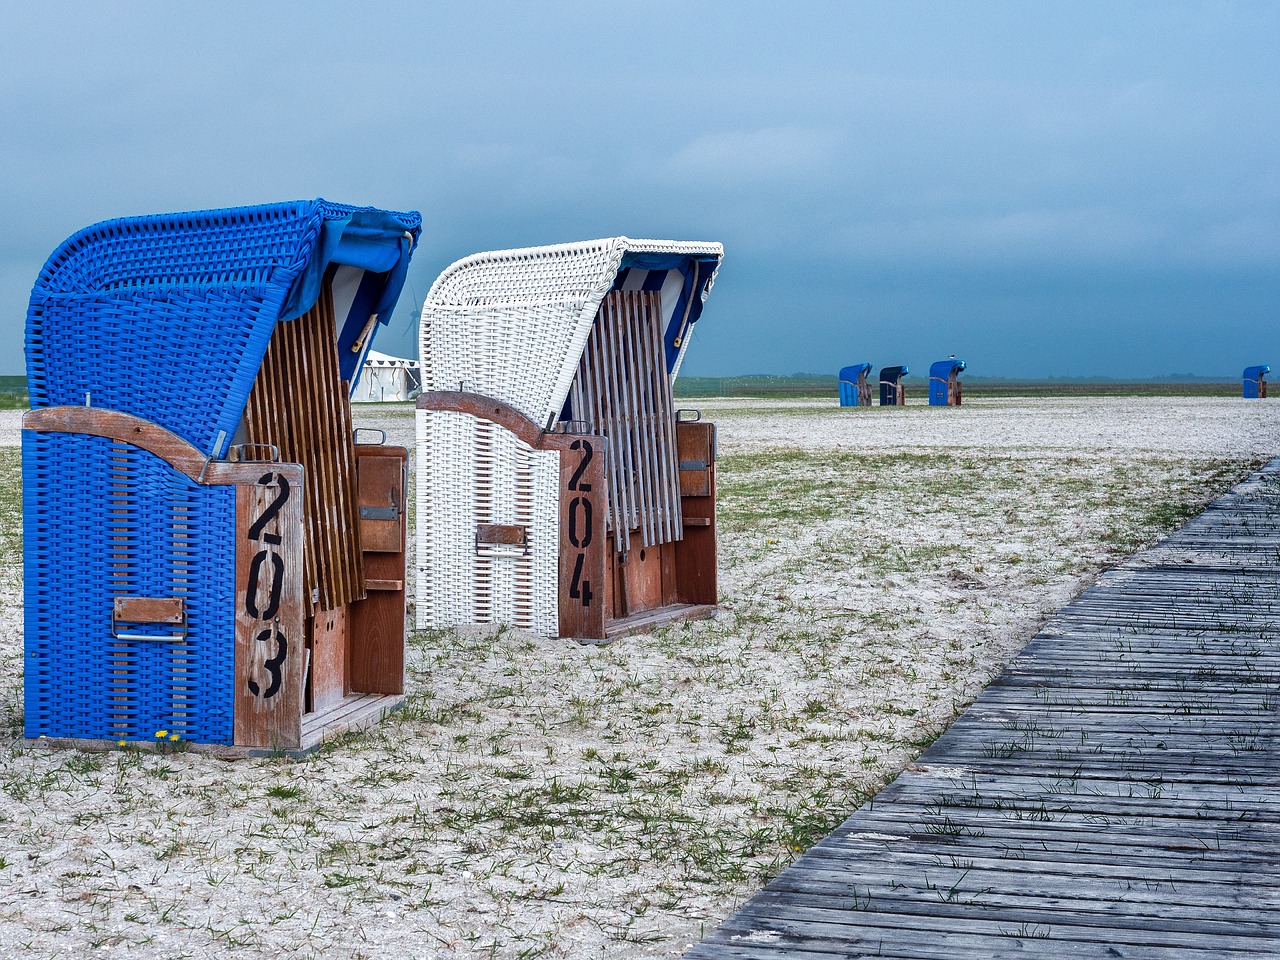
left=567, top=440, right=594, bottom=607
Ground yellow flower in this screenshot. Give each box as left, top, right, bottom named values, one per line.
left=117, top=740, right=127, bottom=748
left=154, top=730, right=168, bottom=739
left=168, top=733, right=180, bottom=742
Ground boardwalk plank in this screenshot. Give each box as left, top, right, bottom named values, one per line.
left=685, top=459, right=1280, bottom=958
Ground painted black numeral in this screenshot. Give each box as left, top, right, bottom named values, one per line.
left=247, top=626, right=288, bottom=700
left=247, top=472, right=290, bottom=545
left=568, top=495, right=593, bottom=549
left=245, top=550, right=284, bottom=620
left=568, top=553, right=593, bottom=607
left=567, top=439, right=593, bottom=492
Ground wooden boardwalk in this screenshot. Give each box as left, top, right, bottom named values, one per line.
left=687, top=460, right=1280, bottom=959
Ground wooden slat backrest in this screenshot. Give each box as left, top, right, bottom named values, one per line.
left=569, top=290, right=683, bottom=554
left=242, top=279, right=365, bottom=610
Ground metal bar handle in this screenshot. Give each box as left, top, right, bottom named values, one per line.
left=228, top=443, right=281, bottom=463
left=354, top=427, right=388, bottom=445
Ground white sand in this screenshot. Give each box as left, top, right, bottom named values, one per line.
left=0, top=397, right=1274, bottom=959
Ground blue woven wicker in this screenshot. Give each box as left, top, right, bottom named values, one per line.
left=23, top=431, right=237, bottom=743
left=27, top=200, right=422, bottom=458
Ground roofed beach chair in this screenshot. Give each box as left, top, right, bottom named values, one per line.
left=929, top=358, right=966, bottom=406
left=1243, top=365, right=1269, bottom=399
left=23, top=200, right=420, bottom=753
left=839, top=363, right=873, bottom=407
left=416, top=237, right=724, bottom=641
left=879, top=365, right=908, bottom=406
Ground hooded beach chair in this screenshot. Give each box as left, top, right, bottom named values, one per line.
left=879, top=365, right=908, bottom=405
left=929, top=358, right=966, bottom=406
left=838, top=363, right=873, bottom=407
left=23, top=200, right=420, bottom=752
left=416, top=237, right=724, bottom=641
left=1243, top=365, right=1269, bottom=399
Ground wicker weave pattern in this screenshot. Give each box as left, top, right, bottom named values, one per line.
left=415, top=410, right=558, bottom=635
left=420, top=238, right=723, bottom=428
left=23, top=432, right=236, bottom=744
left=27, top=200, right=421, bottom=457
left=29, top=288, right=283, bottom=458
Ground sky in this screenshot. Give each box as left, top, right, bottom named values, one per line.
left=1, top=1, right=1277, bottom=379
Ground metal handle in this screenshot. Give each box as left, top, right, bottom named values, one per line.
left=675, top=408, right=702, bottom=422
left=354, top=428, right=388, bottom=445
left=551, top=419, right=593, bottom=435
left=111, top=611, right=188, bottom=643
left=475, top=523, right=530, bottom=557
left=228, top=443, right=281, bottom=463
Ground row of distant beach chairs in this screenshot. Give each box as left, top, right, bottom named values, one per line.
left=842, top=362, right=1273, bottom=405
left=838, top=359, right=966, bottom=407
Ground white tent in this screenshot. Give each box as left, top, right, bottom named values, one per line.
left=351, top=350, right=421, bottom=403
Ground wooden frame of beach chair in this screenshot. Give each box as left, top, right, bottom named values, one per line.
left=415, top=237, right=724, bottom=642
left=22, top=200, right=420, bottom=754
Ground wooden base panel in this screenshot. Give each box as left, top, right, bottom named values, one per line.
left=26, top=693, right=404, bottom=759
left=298, top=692, right=404, bottom=750
left=573, top=602, right=716, bottom=645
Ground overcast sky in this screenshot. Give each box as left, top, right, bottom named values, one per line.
left=2, top=1, right=1277, bottom=378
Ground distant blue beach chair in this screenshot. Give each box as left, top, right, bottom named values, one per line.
left=929, top=358, right=966, bottom=406
left=838, top=363, right=873, bottom=406
left=1243, top=365, right=1269, bottom=399
left=879, top=365, right=908, bottom=406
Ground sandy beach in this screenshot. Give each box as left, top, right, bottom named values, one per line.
left=0, top=396, right=1274, bottom=959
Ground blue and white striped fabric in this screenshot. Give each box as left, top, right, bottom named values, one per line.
left=613, top=252, right=720, bottom=373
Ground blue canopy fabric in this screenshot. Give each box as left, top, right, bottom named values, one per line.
left=880, top=365, right=908, bottom=383
left=27, top=199, right=421, bottom=457
left=929, top=358, right=966, bottom=405
left=614, top=252, right=720, bottom=372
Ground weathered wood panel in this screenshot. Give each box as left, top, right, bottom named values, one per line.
left=349, top=444, right=408, bottom=696
left=233, top=465, right=306, bottom=750
left=685, top=459, right=1280, bottom=959
left=550, top=433, right=608, bottom=640
left=308, top=603, right=347, bottom=713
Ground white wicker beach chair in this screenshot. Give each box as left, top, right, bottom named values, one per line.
left=416, top=237, right=724, bottom=640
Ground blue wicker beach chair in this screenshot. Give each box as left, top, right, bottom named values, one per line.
left=1243, top=365, right=1269, bottom=399
left=879, top=365, right=908, bottom=406
left=928, top=358, right=966, bottom=406
left=838, top=363, right=872, bottom=407
left=23, top=200, right=420, bottom=753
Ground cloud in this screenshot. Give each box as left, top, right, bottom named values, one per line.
left=833, top=204, right=1280, bottom=270
left=666, top=126, right=842, bottom=184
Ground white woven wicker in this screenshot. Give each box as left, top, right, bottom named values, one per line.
left=415, top=409, right=559, bottom=634
left=420, top=237, right=723, bottom=428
